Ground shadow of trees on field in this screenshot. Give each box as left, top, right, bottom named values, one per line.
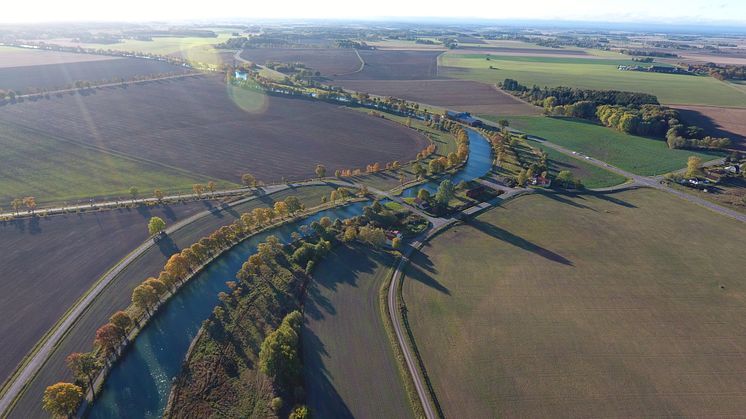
left=156, top=234, right=179, bottom=256
left=537, top=190, right=597, bottom=211
left=405, top=248, right=450, bottom=295
left=303, top=245, right=385, bottom=322
left=593, top=192, right=637, bottom=208
left=302, top=326, right=354, bottom=419
left=469, top=218, right=573, bottom=266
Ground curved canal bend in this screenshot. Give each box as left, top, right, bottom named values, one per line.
left=86, top=129, right=492, bottom=418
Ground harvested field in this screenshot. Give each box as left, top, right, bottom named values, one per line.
left=0, top=58, right=188, bottom=92
left=403, top=189, right=746, bottom=418
left=456, top=46, right=594, bottom=58
left=239, top=48, right=360, bottom=75
left=0, top=46, right=117, bottom=68
left=0, top=75, right=429, bottom=199
left=304, top=245, right=412, bottom=418
left=334, top=50, right=442, bottom=80
left=674, top=105, right=746, bottom=151
left=335, top=79, right=540, bottom=115
left=7, top=185, right=338, bottom=418
left=0, top=201, right=210, bottom=384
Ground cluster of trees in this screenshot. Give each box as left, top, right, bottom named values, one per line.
left=619, top=49, right=679, bottom=58
left=501, top=78, right=730, bottom=150
left=191, top=181, right=217, bottom=198
left=686, top=63, right=746, bottom=81
left=8, top=196, right=37, bottom=215
left=500, top=79, right=659, bottom=107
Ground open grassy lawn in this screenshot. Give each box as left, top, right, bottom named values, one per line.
left=402, top=189, right=746, bottom=418
left=439, top=53, right=746, bottom=107
left=6, top=184, right=339, bottom=419
left=0, top=122, right=214, bottom=205
left=525, top=140, right=628, bottom=188
left=489, top=115, right=720, bottom=175
left=303, top=245, right=412, bottom=418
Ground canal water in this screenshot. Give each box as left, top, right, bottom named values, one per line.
left=401, top=129, right=493, bottom=197
left=86, top=129, right=492, bottom=418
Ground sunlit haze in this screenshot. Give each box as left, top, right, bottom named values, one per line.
left=2, top=0, right=745, bottom=24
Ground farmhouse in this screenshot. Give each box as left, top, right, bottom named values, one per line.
left=445, top=110, right=482, bottom=127
left=465, top=185, right=486, bottom=199
left=530, top=175, right=551, bottom=187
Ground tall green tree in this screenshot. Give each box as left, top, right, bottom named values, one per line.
left=148, top=216, right=166, bottom=236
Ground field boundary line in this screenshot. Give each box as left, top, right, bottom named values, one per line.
left=333, top=48, right=365, bottom=77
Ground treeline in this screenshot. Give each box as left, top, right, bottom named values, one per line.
left=166, top=202, right=424, bottom=417
left=619, top=49, right=679, bottom=58
left=686, top=63, right=746, bottom=81
left=500, top=78, right=659, bottom=107
left=501, top=79, right=730, bottom=150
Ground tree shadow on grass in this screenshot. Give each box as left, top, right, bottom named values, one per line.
left=592, top=192, right=638, bottom=208
left=404, top=256, right=451, bottom=295
left=469, top=218, right=573, bottom=266
left=537, top=190, right=597, bottom=211
left=303, top=245, right=385, bottom=322
left=302, top=326, right=354, bottom=419
left=161, top=205, right=177, bottom=221
left=156, top=234, right=180, bottom=256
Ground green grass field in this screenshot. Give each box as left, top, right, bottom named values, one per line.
left=440, top=53, right=746, bottom=107
left=485, top=115, right=720, bottom=175
left=303, top=245, right=412, bottom=418
left=402, top=189, right=746, bottom=418
left=0, top=123, right=223, bottom=205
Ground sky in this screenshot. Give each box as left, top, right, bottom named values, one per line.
left=1, top=0, right=745, bottom=25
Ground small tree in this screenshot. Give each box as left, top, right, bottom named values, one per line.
left=241, top=173, right=257, bottom=188
left=23, top=196, right=36, bottom=214
left=207, top=181, right=216, bottom=195
left=192, top=183, right=205, bottom=198
left=516, top=169, right=529, bottom=187
left=11, top=198, right=23, bottom=215
left=391, top=237, right=402, bottom=249
left=153, top=189, right=164, bottom=202
left=132, top=284, right=158, bottom=315
left=42, top=382, right=83, bottom=419
left=65, top=352, right=99, bottom=390
left=148, top=216, right=166, bottom=236
left=417, top=188, right=430, bottom=201
left=129, top=187, right=139, bottom=203
left=556, top=170, right=574, bottom=188
left=686, top=155, right=703, bottom=179
left=94, top=323, right=121, bottom=358
left=109, top=311, right=132, bottom=338
left=434, top=179, right=455, bottom=206
left=315, top=164, right=326, bottom=178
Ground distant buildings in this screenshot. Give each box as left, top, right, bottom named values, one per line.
left=445, top=110, right=483, bottom=127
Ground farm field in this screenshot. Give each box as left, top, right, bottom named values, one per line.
left=303, top=245, right=412, bottom=418
left=0, top=58, right=188, bottom=92
left=0, top=201, right=212, bottom=385
left=0, top=46, right=117, bottom=68
left=0, top=75, right=428, bottom=202
left=674, top=105, right=746, bottom=151
left=6, top=184, right=338, bottom=418
left=402, top=189, right=746, bottom=418
left=334, top=50, right=442, bottom=80
left=439, top=53, right=746, bottom=107
left=240, top=48, right=360, bottom=76
left=334, top=79, right=540, bottom=116
left=0, top=121, right=213, bottom=205
left=487, top=115, right=719, bottom=175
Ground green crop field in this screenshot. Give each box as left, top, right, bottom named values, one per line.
left=440, top=53, right=746, bottom=107
left=0, top=123, right=220, bottom=205
left=303, top=245, right=412, bottom=418
left=486, top=115, right=720, bottom=175
left=402, top=189, right=746, bottom=418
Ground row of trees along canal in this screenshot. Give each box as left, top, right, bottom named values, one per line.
left=164, top=201, right=425, bottom=418
left=40, top=188, right=367, bottom=418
